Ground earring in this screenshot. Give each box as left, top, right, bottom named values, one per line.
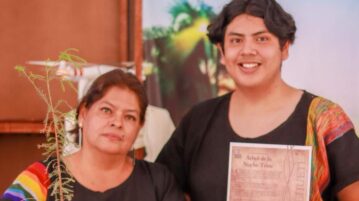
left=78, top=123, right=83, bottom=147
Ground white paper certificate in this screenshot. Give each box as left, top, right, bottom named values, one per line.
left=227, top=142, right=312, bottom=201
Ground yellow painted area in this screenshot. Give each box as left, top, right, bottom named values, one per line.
left=17, top=170, right=46, bottom=201
left=172, top=18, right=210, bottom=60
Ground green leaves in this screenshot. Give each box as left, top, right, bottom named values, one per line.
left=14, top=65, right=26, bottom=73
left=59, top=48, right=87, bottom=69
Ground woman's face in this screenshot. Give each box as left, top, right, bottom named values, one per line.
left=79, top=86, right=142, bottom=155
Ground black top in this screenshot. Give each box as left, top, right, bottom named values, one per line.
left=157, top=91, right=359, bottom=201
left=48, top=160, right=184, bottom=201
left=188, top=92, right=309, bottom=201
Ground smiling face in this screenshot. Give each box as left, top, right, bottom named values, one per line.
left=219, top=14, right=289, bottom=89
left=78, top=86, right=142, bottom=155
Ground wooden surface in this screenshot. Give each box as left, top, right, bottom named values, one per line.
left=133, top=0, right=143, bottom=81
left=0, top=134, right=45, bottom=193
left=0, top=121, right=47, bottom=134
left=0, top=122, right=44, bottom=134
left=0, top=0, right=130, bottom=122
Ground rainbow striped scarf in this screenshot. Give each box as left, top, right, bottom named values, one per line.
left=2, top=161, right=50, bottom=201
left=306, top=97, right=354, bottom=201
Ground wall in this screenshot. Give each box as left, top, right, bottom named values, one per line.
left=0, top=134, right=45, bottom=193
left=0, top=0, right=129, bottom=121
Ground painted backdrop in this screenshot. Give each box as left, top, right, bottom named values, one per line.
left=143, top=0, right=359, bottom=129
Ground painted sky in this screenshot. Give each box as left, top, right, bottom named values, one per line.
left=143, top=0, right=359, bottom=129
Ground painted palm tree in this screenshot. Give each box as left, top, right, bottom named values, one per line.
left=143, top=0, right=220, bottom=123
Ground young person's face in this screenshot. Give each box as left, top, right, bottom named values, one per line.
left=79, top=86, right=142, bottom=155
left=219, top=14, right=289, bottom=89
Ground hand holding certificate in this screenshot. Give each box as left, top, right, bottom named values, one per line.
left=227, top=143, right=312, bottom=201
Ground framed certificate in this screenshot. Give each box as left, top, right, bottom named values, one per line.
left=227, top=142, right=312, bottom=201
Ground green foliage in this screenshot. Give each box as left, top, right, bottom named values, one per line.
left=14, top=48, right=84, bottom=201
left=143, top=26, right=173, bottom=40
left=59, top=48, right=87, bottom=69
left=143, top=0, right=219, bottom=97
left=169, top=0, right=216, bottom=30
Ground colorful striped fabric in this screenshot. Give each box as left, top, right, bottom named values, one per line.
left=2, top=161, right=50, bottom=201
left=305, top=97, right=354, bottom=201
